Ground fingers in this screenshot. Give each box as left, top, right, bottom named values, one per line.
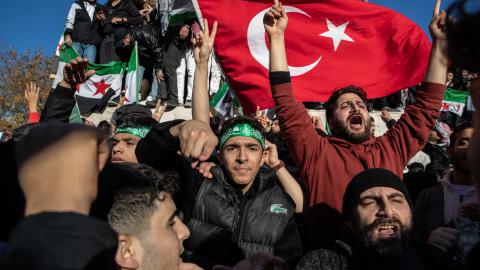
left=197, top=162, right=215, bottom=179
left=433, top=0, right=441, bottom=18
left=203, top=19, right=209, bottom=38
left=199, top=139, right=217, bottom=162
left=155, top=99, right=161, bottom=113
left=273, top=0, right=280, bottom=6
left=210, top=21, right=218, bottom=43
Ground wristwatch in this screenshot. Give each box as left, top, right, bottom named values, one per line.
left=271, top=160, right=285, bottom=172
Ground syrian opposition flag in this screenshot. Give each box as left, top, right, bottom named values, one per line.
left=441, top=88, right=470, bottom=116
left=194, top=0, right=431, bottom=113
left=75, top=61, right=124, bottom=114
left=170, top=0, right=198, bottom=25
left=210, top=83, right=239, bottom=117
left=53, top=46, right=125, bottom=115
left=124, top=43, right=141, bottom=104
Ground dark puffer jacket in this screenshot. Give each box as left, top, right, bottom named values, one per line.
left=184, top=166, right=302, bottom=268
left=133, top=121, right=303, bottom=269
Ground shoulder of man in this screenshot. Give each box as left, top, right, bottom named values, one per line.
left=296, top=247, right=347, bottom=270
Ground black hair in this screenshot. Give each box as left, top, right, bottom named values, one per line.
left=116, top=115, right=157, bottom=130
left=449, top=120, right=474, bottom=147
left=107, top=163, right=180, bottom=235
left=98, top=120, right=113, bottom=137
left=325, top=86, right=368, bottom=121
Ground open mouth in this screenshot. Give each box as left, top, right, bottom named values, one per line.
left=349, top=115, right=363, bottom=129
left=377, top=223, right=399, bottom=238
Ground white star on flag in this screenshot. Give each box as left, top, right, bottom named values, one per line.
left=319, top=19, right=355, bottom=51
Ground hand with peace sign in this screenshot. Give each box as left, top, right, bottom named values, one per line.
left=192, top=19, right=218, bottom=66
left=192, top=19, right=218, bottom=124
left=430, top=0, right=447, bottom=41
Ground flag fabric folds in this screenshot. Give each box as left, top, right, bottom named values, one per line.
left=194, top=0, right=431, bottom=113
left=441, top=88, right=470, bottom=116
left=210, top=83, right=239, bottom=117
left=124, top=43, right=141, bottom=104
left=53, top=46, right=128, bottom=115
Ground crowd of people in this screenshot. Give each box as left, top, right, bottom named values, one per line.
left=1, top=0, right=480, bottom=270
left=62, top=0, right=222, bottom=109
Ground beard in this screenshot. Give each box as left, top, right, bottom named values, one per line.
left=331, top=117, right=371, bottom=144
left=353, top=217, right=412, bottom=259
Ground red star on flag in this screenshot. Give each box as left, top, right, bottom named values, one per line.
left=441, top=102, right=451, bottom=111
left=93, top=79, right=111, bottom=96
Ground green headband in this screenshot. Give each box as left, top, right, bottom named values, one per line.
left=220, top=123, right=265, bottom=150
left=115, top=126, right=151, bottom=139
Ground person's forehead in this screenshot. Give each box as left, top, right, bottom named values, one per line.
left=151, top=193, right=176, bottom=223
left=336, top=93, right=364, bottom=104
left=224, top=136, right=260, bottom=146
left=456, top=127, right=474, bottom=142
left=359, top=186, right=404, bottom=198
left=114, top=132, right=140, bottom=141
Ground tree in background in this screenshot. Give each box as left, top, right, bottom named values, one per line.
left=0, top=50, right=56, bottom=134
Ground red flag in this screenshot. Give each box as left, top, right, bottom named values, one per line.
left=195, top=0, right=431, bottom=113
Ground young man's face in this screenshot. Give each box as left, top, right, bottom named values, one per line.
left=448, top=127, right=474, bottom=174
left=352, top=186, right=412, bottom=258
left=122, top=34, right=132, bottom=47
left=220, top=136, right=265, bottom=191
left=330, top=93, right=371, bottom=143
left=447, top=72, right=454, bottom=81
left=271, top=119, right=280, bottom=133
left=178, top=25, right=190, bottom=40
left=111, top=133, right=140, bottom=163
left=138, top=193, right=190, bottom=270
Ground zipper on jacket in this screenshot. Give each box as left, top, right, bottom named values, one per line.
left=233, top=196, right=249, bottom=244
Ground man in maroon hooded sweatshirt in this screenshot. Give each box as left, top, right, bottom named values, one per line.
left=264, top=0, right=448, bottom=248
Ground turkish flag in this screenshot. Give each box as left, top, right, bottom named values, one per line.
left=196, top=0, right=431, bottom=113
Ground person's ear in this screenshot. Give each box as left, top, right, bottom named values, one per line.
left=261, top=149, right=267, bottom=164
left=115, top=234, right=140, bottom=269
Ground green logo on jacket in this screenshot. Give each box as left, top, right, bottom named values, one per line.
left=270, top=204, right=288, bottom=214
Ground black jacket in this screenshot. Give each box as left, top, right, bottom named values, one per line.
left=130, top=24, right=164, bottom=70
left=40, top=84, right=76, bottom=123
left=296, top=236, right=425, bottom=270
left=135, top=121, right=303, bottom=268
left=100, top=0, right=143, bottom=35
left=163, top=25, right=190, bottom=69
left=1, top=212, right=117, bottom=270
left=65, top=1, right=102, bottom=46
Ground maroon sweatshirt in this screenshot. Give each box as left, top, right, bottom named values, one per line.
left=272, top=81, right=446, bottom=212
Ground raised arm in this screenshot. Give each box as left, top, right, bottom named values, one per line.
left=264, top=0, right=288, bottom=72
left=41, top=57, right=95, bottom=123
left=192, top=19, right=217, bottom=124
left=383, top=0, right=447, bottom=165
left=424, top=0, right=448, bottom=85
left=263, top=0, right=327, bottom=180
left=24, top=82, right=40, bottom=123
left=265, top=141, right=304, bottom=213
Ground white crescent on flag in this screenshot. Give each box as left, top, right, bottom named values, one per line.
left=247, top=6, right=322, bottom=77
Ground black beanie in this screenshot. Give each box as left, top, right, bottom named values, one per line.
left=342, top=168, right=413, bottom=222
left=114, top=27, right=130, bottom=49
